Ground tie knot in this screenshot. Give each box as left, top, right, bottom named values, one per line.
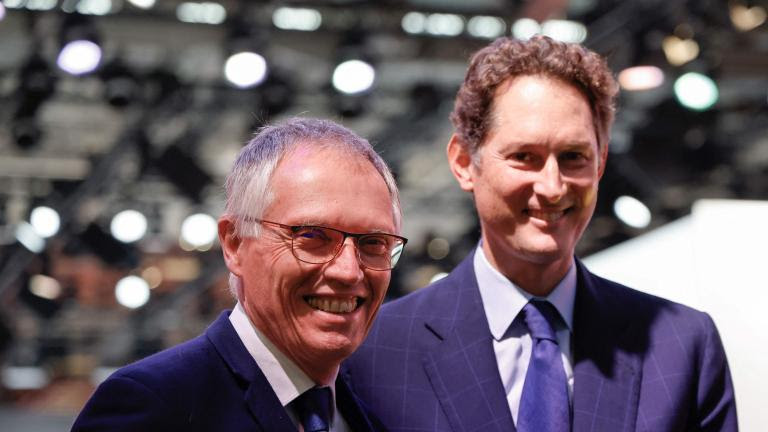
left=294, top=386, right=333, bottom=432
left=522, top=300, right=560, bottom=342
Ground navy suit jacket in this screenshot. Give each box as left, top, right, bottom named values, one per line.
left=344, top=253, right=738, bottom=431
left=72, top=311, right=383, bottom=432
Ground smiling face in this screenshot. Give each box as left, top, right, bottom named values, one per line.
left=219, top=144, right=395, bottom=383
left=448, top=75, right=605, bottom=293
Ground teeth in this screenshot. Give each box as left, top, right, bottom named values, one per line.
left=306, top=297, right=359, bottom=313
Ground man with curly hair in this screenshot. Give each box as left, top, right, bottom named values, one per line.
left=344, top=36, right=737, bottom=432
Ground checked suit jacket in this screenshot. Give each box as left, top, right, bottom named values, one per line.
left=344, top=252, right=738, bottom=431
left=72, top=311, right=383, bottom=432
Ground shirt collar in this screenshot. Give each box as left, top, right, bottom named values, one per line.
left=474, top=244, right=576, bottom=341
left=229, top=302, right=339, bottom=407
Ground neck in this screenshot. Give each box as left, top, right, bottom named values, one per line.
left=481, top=241, right=572, bottom=297
left=296, top=358, right=339, bottom=386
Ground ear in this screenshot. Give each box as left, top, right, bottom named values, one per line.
left=218, top=216, right=244, bottom=276
left=447, top=134, right=476, bottom=192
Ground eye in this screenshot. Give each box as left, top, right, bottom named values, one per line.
left=560, top=151, right=587, bottom=162
left=357, top=235, right=391, bottom=255
left=294, top=226, right=330, bottom=240
left=292, top=227, right=334, bottom=250
left=512, top=152, right=533, bottom=162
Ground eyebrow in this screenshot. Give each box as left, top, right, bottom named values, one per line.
left=294, top=220, right=394, bottom=235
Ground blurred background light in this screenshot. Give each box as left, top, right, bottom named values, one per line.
left=176, top=2, right=226, bottom=25
left=15, top=222, right=45, bottom=253
left=57, top=40, right=102, bottom=75
left=141, top=266, right=163, bottom=289
left=76, top=0, right=114, bottom=16
left=467, top=16, right=506, bottom=39
left=730, top=3, right=766, bottom=32
left=427, top=237, right=450, bottom=260
left=29, top=274, right=62, bottom=300
left=0, top=3, right=6, bottom=21
left=425, top=13, right=464, bottom=36
left=332, top=60, right=375, bottom=94
left=662, top=35, right=699, bottom=66
left=512, top=18, right=540, bottom=40
left=674, top=72, right=719, bottom=111
left=613, top=195, right=652, bottom=229
left=29, top=206, right=60, bottom=239
left=12, top=0, right=56, bottom=10
left=115, top=275, right=150, bottom=309
left=401, top=11, right=427, bottom=34
left=541, top=19, right=587, bottom=43
left=110, top=209, right=148, bottom=243
left=429, top=272, right=449, bottom=283
left=272, top=7, right=322, bottom=31
left=224, top=51, right=267, bottom=88
left=180, top=213, right=217, bottom=249
left=127, top=0, right=156, bottom=9
left=1, top=367, right=49, bottom=391
left=618, top=66, right=665, bottom=91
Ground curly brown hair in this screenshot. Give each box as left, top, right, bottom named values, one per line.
left=450, top=35, right=619, bottom=156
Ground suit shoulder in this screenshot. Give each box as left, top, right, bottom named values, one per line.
left=379, top=275, right=457, bottom=319
left=109, top=333, right=217, bottom=393
left=587, top=271, right=717, bottom=335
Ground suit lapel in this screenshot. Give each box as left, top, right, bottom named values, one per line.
left=422, top=254, right=516, bottom=432
left=206, top=311, right=297, bottom=432
left=572, top=261, right=641, bottom=432
left=336, top=373, right=378, bottom=432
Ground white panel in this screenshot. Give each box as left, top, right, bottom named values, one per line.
left=584, top=199, right=768, bottom=431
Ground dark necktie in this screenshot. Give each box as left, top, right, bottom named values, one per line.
left=294, top=386, right=333, bottom=432
left=517, top=300, right=570, bottom=431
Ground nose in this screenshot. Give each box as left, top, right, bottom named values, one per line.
left=532, top=156, right=567, bottom=203
left=324, top=237, right=365, bottom=285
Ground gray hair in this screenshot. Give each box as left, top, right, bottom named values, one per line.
left=223, top=117, right=402, bottom=299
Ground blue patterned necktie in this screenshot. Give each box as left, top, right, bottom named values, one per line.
left=517, top=300, right=570, bottom=431
left=294, top=386, right=333, bottom=432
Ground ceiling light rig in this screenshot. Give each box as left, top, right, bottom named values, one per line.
left=12, top=52, right=57, bottom=150
left=330, top=30, right=376, bottom=117
left=223, top=15, right=269, bottom=89
left=56, top=14, right=103, bottom=76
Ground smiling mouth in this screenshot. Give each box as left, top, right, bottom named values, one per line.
left=304, top=296, right=364, bottom=314
left=524, top=208, right=571, bottom=222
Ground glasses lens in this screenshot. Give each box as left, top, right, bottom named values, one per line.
left=291, top=226, right=343, bottom=264
left=358, top=234, right=402, bottom=270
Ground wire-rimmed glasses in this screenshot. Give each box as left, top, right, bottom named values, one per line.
left=256, top=219, right=407, bottom=271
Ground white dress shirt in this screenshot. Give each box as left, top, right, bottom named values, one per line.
left=229, top=303, right=351, bottom=432
left=474, top=245, right=576, bottom=424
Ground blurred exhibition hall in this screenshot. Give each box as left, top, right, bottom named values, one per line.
left=0, top=0, right=767, bottom=429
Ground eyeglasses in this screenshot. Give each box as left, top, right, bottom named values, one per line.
left=255, top=219, right=408, bottom=271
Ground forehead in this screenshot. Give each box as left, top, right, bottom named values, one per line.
left=267, top=145, right=395, bottom=231
left=485, top=74, right=596, bottom=143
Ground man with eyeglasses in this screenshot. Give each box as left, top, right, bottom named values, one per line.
left=72, top=118, right=405, bottom=431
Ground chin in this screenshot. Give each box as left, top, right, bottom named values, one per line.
left=516, top=240, right=571, bottom=264
left=314, top=333, right=360, bottom=358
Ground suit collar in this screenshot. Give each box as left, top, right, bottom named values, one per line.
left=336, top=371, right=379, bottom=432
left=228, top=303, right=316, bottom=406
left=474, top=245, right=577, bottom=340
left=422, top=252, right=517, bottom=431
left=422, top=256, right=643, bottom=432
left=207, top=310, right=378, bottom=432
left=571, top=260, right=641, bottom=432
left=206, top=311, right=297, bottom=431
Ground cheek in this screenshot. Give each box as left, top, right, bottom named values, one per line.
left=580, top=184, right=599, bottom=208
left=372, top=271, right=390, bottom=294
